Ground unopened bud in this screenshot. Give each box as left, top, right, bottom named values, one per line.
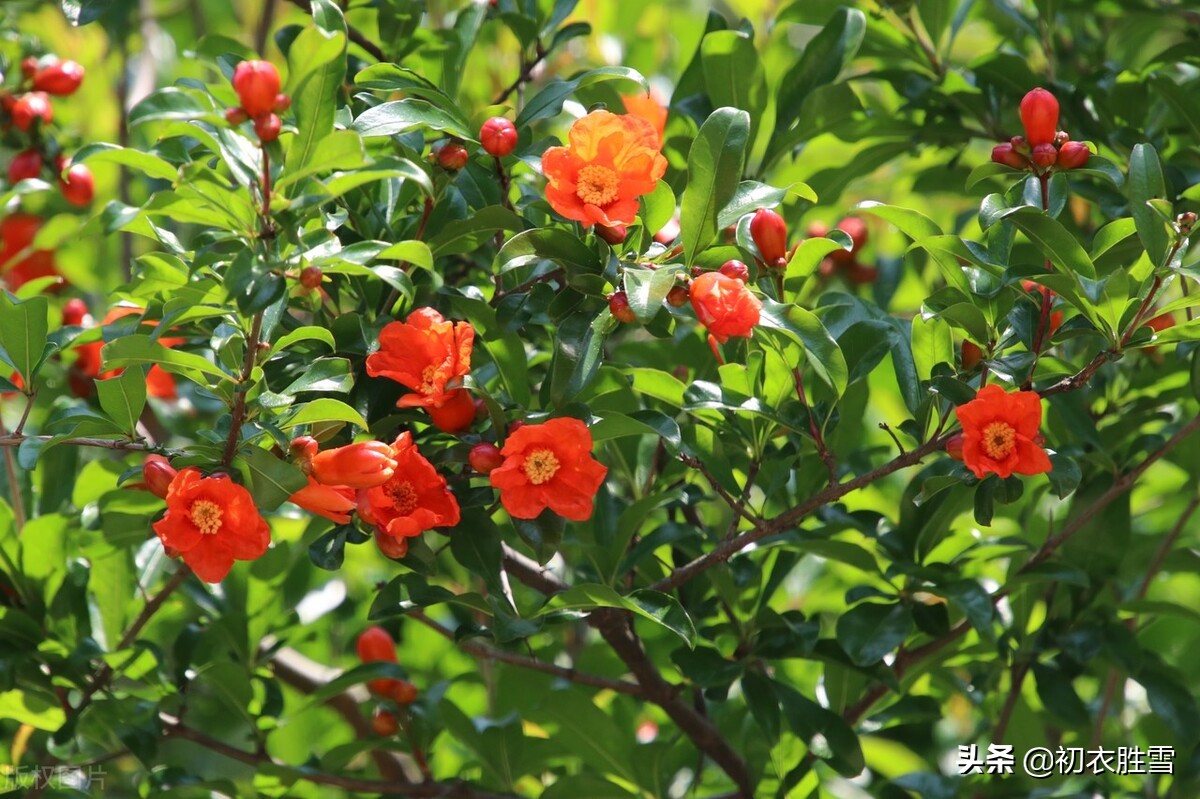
left=609, top=291, right=636, bottom=324
left=1053, top=130, right=1069, bottom=147
left=1178, top=211, right=1197, bottom=235
left=1019, top=88, right=1059, bottom=147
left=1031, top=143, right=1058, bottom=169
left=1057, top=140, right=1089, bottom=170
left=300, top=265, right=323, bottom=289
left=596, top=223, right=627, bottom=245
left=945, top=433, right=964, bottom=462
left=1010, top=135, right=1030, bottom=156
left=750, top=208, right=789, bottom=266
left=991, top=143, right=1027, bottom=170
left=142, top=455, right=177, bottom=499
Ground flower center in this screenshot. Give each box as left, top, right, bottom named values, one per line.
left=190, top=499, right=223, bottom=535
left=387, top=481, right=418, bottom=515
left=523, top=449, right=560, bottom=485
left=982, top=422, right=1016, bottom=459
left=575, top=164, right=620, bottom=207
left=420, top=364, right=440, bottom=394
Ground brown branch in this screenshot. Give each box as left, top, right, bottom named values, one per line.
left=221, top=312, right=265, bottom=467
left=994, top=660, right=1031, bottom=744
left=161, top=715, right=520, bottom=798
left=680, top=454, right=763, bottom=528
left=409, top=610, right=644, bottom=696
left=282, top=0, right=387, bottom=62
left=492, top=41, right=547, bottom=107
left=794, top=368, right=837, bottom=484
left=0, top=433, right=178, bottom=453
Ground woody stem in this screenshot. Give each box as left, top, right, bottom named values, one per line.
left=222, top=311, right=265, bottom=468
left=1024, top=171, right=1054, bottom=389
left=794, top=368, right=837, bottom=485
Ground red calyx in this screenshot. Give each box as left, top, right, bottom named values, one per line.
left=254, top=113, right=282, bottom=143
left=480, top=116, right=518, bottom=157
left=749, top=208, right=788, bottom=267
left=609, top=291, right=636, bottom=324
left=1031, top=143, right=1058, bottom=169
left=1019, top=88, right=1059, bottom=147
left=1057, top=141, right=1090, bottom=170
left=8, top=149, right=43, bottom=183
left=11, top=93, right=53, bottom=132
left=59, top=163, right=95, bottom=207
left=33, top=60, right=85, bottom=96
left=991, top=143, right=1027, bottom=170
left=232, top=60, right=281, bottom=118
left=596, top=223, right=627, bottom=245
left=436, top=141, right=470, bottom=171
left=469, top=442, right=503, bottom=475
left=719, top=259, right=749, bottom=282
left=299, top=266, right=323, bottom=289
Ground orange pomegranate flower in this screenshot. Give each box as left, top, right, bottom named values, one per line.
left=152, top=467, right=271, bottom=583
left=621, top=91, right=667, bottom=143
left=489, top=417, right=608, bottom=521
left=365, top=307, right=474, bottom=409
left=358, top=432, right=460, bottom=540
left=309, top=440, right=397, bottom=489
left=541, top=110, right=668, bottom=228
left=954, top=385, right=1052, bottom=480
left=689, top=271, right=761, bottom=343
left=289, top=477, right=356, bottom=524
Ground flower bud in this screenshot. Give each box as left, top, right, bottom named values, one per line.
left=469, top=442, right=503, bottom=474
left=310, top=441, right=398, bottom=488
left=372, top=709, right=399, bottom=736
left=290, top=435, right=319, bottom=460
left=59, top=163, right=95, bottom=207
left=289, top=478, right=355, bottom=524
left=961, top=340, right=983, bottom=371
left=62, top=298, right=89, bottom=326
left=945, top=433, right=964, bottom=462
left=666, top=285, right=689, bottom=307
left=224, top=107, right=248, bottom=125
left=838, top=216, right=869, bottom=255
left=392, top=680, right=418, bottom=705
left=1019, top=88, right=1059, bottom=146
left=375, top=530, right=409, bottom=559
left=232, top=60, right=281, bottom=118
left=1031, top=143, right=1058, bottom=169
left=254, top=113, right=282, bottom=143
left=750, top=208, right=788, bottom=267
left=609, top=291, right=636, bottom=324
left=427, top=389, right=477, bottom=434
left=20, top=57, right=38, bottom=79
left=1053, top=130, right=1069, bottom=147
left=479, top=116, right=518, bottom=157
left=508, top=420, right=525, bottom=435
left=11, top=92, right=52, bottom=132
left=273, top=94, right=291, bottom=113
left=1009, top=135, right=1031, bottom=155
left=990, top=143, right=1026, bottom=170
left=436, top=141, right=469, bottom=171
left=1178, top=212, right=1197, bottom=235
left=719, top=259, right=749, bottom=282
left=142, top=455, right=177, bottom=499
left=357, top=626, right=397, bottom=662
left=32, top=60, right=85, bottom=96
left=596, top=223, right=627, bottom=245
left=299, top=266, right=323, bottom=289
left=7, top=149, right=43, bottom=183
left=1057, top=141, right=1089, bottom=170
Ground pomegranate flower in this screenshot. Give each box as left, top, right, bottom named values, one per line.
left=954, top=385, right=1052, bottom=480
left=366, top=307, right=474, bottom=410
left=489, top=418, right=608, bottom=521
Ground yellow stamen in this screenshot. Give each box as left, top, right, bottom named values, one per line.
left=523, top=449, right=561, bottom=485
left=982, top=421, right=1016, bottom=459
left=420, top=365, right=439, bottom=394
left=190, top=499, right=223, bottom=535
left=575, top=164, right=620, bottom=207
left=388, top=481, right=418, bottom=515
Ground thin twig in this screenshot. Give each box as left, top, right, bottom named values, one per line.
left=492, top=41, right=547, bottom=106
left=282, top=0, right=387, bottom=61
left=221, top=312, right=264, bottom=467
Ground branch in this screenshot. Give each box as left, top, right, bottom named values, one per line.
left=492, top=41, right=548, bottom=106
left=221, top=312, right=264, bottom=467
left=680, top=454, right=762, bottom=527
left=410, top=610, right=644, bottom=696
left=0, top=433, right=178, bottom=454
left=283, top=0, right=387, bottom=62
left=161, top=715, right=521, bottom=799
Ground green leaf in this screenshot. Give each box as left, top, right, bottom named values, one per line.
left=680, top=107, right=750, bottom=265
left=539, top=583, right=696, bottom=647
left=855, top=201, right=942, bottom=241
left=277, top=130, right=365, bottom=191
left=718, top=180, right=816, bottom=231
left=376, top=240, right=434, bottom=270
left=0, top=689, right=66, bottom=731
left=73, top=143, right=178, bottom=182
left=1128, top=143, right=1169, bottom=266
left=427, top=206, right=524, bottom=256
left=282, top=357, right=353, bottom=394
left=835, top=602, right=912, bottom=666
left=353, top=99, right=474, bottom=140
left=497, top=228, right=603, bottom=276
left=757, top=298, right=848, bottom=396
left=285, top=0, right=348, bottom=177
left=267, top=325, right=336, bottom=356
left=910, top=315, right=953, bottom=381
left=241, top=447, right=307, bottom=512
left=701, top=31, right=765, bottom=140
left=281, top=398, right=369, bottom=430
left=95, top=368, right=147, bottom=436
left=101, top=335, right=229, bottom=383
left=623, top=265, right=682, bottom=323
left=515, top=66, right=647, bottom=128
left=0, top=293, right=48, bottom=386
left=640, top=180, right=676, bottom=237
left=998, top=205, right=1097, bottom=279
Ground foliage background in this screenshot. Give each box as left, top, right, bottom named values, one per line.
left=2, top=0, right=1199, bottom=797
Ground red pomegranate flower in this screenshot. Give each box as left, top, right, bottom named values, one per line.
left=954, top=385, right=1052, bottom=480
left=358, top=432, right=461, bottom=540
left=621, top=91, right=667, bottom=142
left=489, top=418, right=608, bottom=521
left=541, top=110, right=668, bottom=228
left=152, top=468, right=271, bottom=583
left=689, top=271, right=761, bottom=343
left=289, top=477, right=356, bottom=524
left=366, top=307, right=474, bottom=410
left=309, top=440, right=397, bottom=489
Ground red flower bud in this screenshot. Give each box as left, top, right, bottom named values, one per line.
left=357, top=626, right=397, bottom=662
left=299, top=266, right=323, bottom=289
left=508, top=420, right=525, bottom=435
left=837, top=216, right=868, bottom=254
left=290, top=435, right=319, bottom=460
left=990, top=143, right=1026, bottom=170
left=142, top=455, right=177, bottom=499
left=596, top=223, right=627, bottom=245
left=719, top=259, right=749, bottom=282
left=62, top=298, right=89, bottom=326
left=273, top=94, right=291, bottom=113
left=11, top=92, right=53, bottom=132
left=254, top=113, right=282, bottom=143
left=20, top=57, right=38, bottom=79
left=469, top=442, right=503, bottom=474
left=1053, top=130, right=1069, bottom=147
left=480, top=116, right=518, bottom=157
left=961, top=340, right=983, bottom=371
left=1031, top=143, right=1057, bottom=169
left=945, top=433, right=964, bottom=462
left=1057, top=141, right=1090, bottom=170
left=372, top=709, right=399, bottom=736
left=1009, top=135, right=1030, bottom=155
left=750, top=208, right=788, bottom=267
left=666, top=285, right=689, bottom=307
left=7, top=149, right=43, bottom=183
left=59, top=163, right=95, bottom=207
left=392, top=680, right=418, bottom=705
left=375, top=530, right=409, bottom=559
left=310, top=441, right=397, bottom=488
left=224, top=107, right=249, bottom=125
left=436, top=141, right=469, bottom=171
left=1178, top=212, right=1197, bottom=235
left=1019, top=88, right=1059, bottom=147
left=232, top=60, right=281, bottom=118
left=427, top=389, right=477, bottom=434
left=32, top=60, right=85, bottom=96
left=845, top=261, right=877, bottom=284
left=609, top=291, right=636, bottom=324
